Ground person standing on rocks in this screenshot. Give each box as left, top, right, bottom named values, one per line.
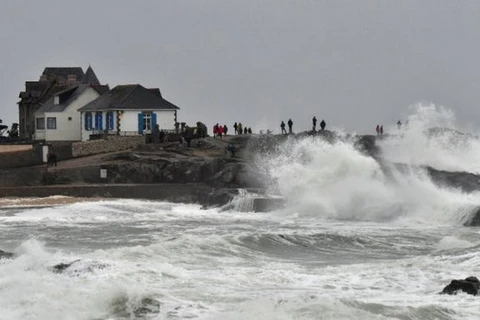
left=380, top=125, right=384, bottom=136
left=376, top=124, right=380, bottom=135
left=287, top=119, right=293, bottom=133
left=238, top=122, right=243, bottom=135
left=224, top=125, right=228, bottom=136
left=233, top=122, right=238, bottom=135
left=281, top=121, right=287, bottom=134
left=312, top=116, right=317, bottom=132
left=320, top=119, right=326, bottom=131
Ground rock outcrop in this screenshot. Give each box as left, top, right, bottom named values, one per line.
left=440, top=276, right=480, bottom=296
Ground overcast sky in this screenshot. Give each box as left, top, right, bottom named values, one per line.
left=1, top=0, right=479, bottom=134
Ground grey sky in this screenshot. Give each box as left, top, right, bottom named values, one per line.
left=1, top=0, right=479, bottom=134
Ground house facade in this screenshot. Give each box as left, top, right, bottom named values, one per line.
left=34, top=84, right=109, bottom=142
left=18, top=66, right=101, bottom=140
left=78, top=84, right=179, bottom=141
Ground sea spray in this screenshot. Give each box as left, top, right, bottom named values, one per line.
left=380, top=103, right=480, bottom=174
left=255, top=123, right=480, bottom=225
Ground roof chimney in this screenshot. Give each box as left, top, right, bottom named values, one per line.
left=66, top=74, right=77, bottom=87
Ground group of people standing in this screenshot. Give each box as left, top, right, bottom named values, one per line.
left=312, top=116, right=326, bottom=132
left=375, top=124, right=384, bottom=136
left=280, top=117, right=327, bottom=135
left=213, top=123, right=228, bottom=138
left=233, top=122, right=252, bottom=135
left=213, top=122, right=253, bottom=138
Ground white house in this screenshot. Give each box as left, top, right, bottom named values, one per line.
left=34, top=84, right=109, bottom=141
left=78, top=84, right=179, bottom=141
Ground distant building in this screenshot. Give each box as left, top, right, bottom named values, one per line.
left=34, top=84, right=109, bottom=142
left=78, top=84, right=179, bottom=141
left=17, top=66, right=101, bottom=140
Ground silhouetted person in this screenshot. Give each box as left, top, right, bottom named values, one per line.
left=248, top=127, right=252, bottom=134
left=281, top=121, right=287, bottom=134
left=312, top=116, right=317, bottom=131
left=320, top=120, right=326, bottom=131
left=238, top=122, right=243, bottom=135
left=287, top=119, right=293, bottom=133
left=380, top=125, right=384, bottom=135
left=224, top=125, right=228, bottom=135
left=233, top=122, right=238, bottom=135
left=376, top=124, right=380, bottom=135
left=47, top=152, right=57, bottom=167
left=244, top=127, right=248, bottom=134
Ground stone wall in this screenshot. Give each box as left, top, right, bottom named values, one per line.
left=72, top=136, right=145, bottom=158
left=0, top=145, right=43, bottom=169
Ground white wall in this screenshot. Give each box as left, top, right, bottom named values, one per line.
left=155, top=110, right=176, bottom=131
left=36, top=88, right=101, bottom=141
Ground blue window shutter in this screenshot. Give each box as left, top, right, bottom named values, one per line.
left=152, top=113, right=157, bottom=128
left=138, top=113, right=143, bottom=134
left=99, top=113, right=103, bottom=130
left=84, top=113, right=88, bottom=130
left=88, top=113, right=93, bottom=130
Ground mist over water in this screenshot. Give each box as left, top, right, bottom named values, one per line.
left=2, top=104, right=480, bottom=319
left=380, top=103, right=480, bottom=174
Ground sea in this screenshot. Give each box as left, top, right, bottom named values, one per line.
left=1, top=104, right=480, bottom=320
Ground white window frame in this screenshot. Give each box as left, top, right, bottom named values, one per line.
left=47, top=117, right=57, bottom=130
left=143, top=113, right=151, bottom=131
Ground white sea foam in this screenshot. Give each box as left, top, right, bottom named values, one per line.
left=255, top=105, right=480, bottom=225
left=380, top=103, right=480, bottom=174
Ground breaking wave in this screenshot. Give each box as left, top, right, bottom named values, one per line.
left=256, top=103, right=480, bottom=225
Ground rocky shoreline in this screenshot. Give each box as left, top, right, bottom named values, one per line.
left=3, top=132, right=480, bottom=219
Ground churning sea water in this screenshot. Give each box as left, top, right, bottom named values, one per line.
left=1, top=104, right=480, bottom=319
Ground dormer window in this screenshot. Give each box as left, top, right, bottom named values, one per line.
left=54, top=95, right=59, bottom=105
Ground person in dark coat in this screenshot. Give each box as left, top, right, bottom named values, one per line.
left=248, top=127, right=252, bottom=134
left=320, top=120, right=326, bottom=131
left=312, top=116, right=317, bottom=131
left=380, top=125, right=384, bottom=135
left=281, top=121, right=287, bottom=134
left=287, top=119, right=293, bottom=133
left=224, top=125, right=228, bottom=136
left=244, top=127, right=248, bottom=134
left=376, top=124, right=380, bottom=135
left=233, top=122, right=238, bottom=135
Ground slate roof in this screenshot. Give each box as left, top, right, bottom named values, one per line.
left=42, top=67, right=85, bottom=80
left=81, top=66, right=101, bottom=85
left=78, top=84, right=179, bottom=112
left=147, top=88, right=162, bottom=97
left=37, top=85, right=109, bottom=113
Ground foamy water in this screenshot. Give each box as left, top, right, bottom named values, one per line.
left=1, top=104, right=480, bottom=319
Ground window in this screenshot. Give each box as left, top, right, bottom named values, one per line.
left=36, top=117, right=45, bottom=129
left=143, top=113, right=151, bottom=131
left=84, top=112, right=92, bottom=130
left=47, top=117, right=57, bottom=129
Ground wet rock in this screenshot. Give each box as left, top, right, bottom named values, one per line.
left=441, top=276, right=480, bottom=296
left=52, top=260, right=80, bottom=273
left=0, top=250, right=14, bottom=259
left=427, top=167, right=480, bottom=193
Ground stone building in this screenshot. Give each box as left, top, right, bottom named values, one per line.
left=17, top=66, right=101, bottom=140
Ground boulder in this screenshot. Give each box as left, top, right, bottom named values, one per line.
left=441, top=276, right=480, bottom=296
